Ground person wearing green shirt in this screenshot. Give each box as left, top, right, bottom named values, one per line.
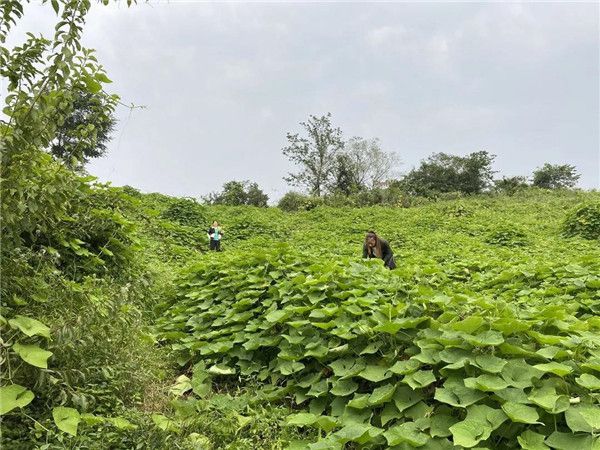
left=207, top=220, right=224, bottom=251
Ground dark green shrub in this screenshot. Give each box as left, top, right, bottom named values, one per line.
left=493, top=176, right=529, bottom=195
left=56, top=185, right=138, bottom=278
left=160, top=197, right=206, bottom=227
left=277, top=192, right=323, bottom=212
left=563, top=203, right=600, bottom=240
left=121, top=185, right=143, bottom=198
left=400, top=151, right=496, bottom=196
left=533, top=163, right=580, bottom=189
left=206, top=180, right=269, bottom=207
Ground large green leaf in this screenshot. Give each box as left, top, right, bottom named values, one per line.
left=474, top=354, right=507, bottom=373
left=315, top=416, right=338, bottom=433
left=330, top=379, right=359, bottom=397
left=383, top=421, right=429, bottom=447
left=494, top=387, right=530, bottom=404
left=449, top=419, right=490, bottom=448
left=466, top=404, right=507, bottom=430
left=307, top=379, right=329, bottom=398
left=12, top=343, right=52, bottom=368
left=368, top=383, right=396, bottom=406
left=380, top=403, right=402, bottom=426
left=266, top=309, right=289, bottom=323
left=8, top=315, right=51, bottom=338
left=169, top=375, right=192, bottom=397
left=450, top=403, right=509, bottom=447
left=434, top=387, right=486, bottom=408
left=528, top=386, right=569, bottom=413
left=576, top=374, right=600, bottom=390
left=277, top=360, right=305, bottom=375
left=0, top=384, right=34, bottom=415
left=191, top=362, right=211, bottom=397
left=347, top=393, right=370, bottom=409
left=430, top=411, right=459, bottom=438
left=403, top=370, right=436, bottom=389
left=357, top=365, right=391, bottom=382
left=333, top=422, right=373, bottom=443
left=501, top=359, right=542, bottom=388
left=517, top=430, right=550, bottom=450
left=533, top=362, right=573, bottom=377
left=151, top=414, right=180, bottom=432
left=329, top=358, right=365, bottom=379
left=286, top=412, right=318, bottom=427
left=464, top=330, right=504, bottom=346
left=565, top=407, right=600, bottom=432
left=107, top=416, right=138, bottom=430
left=53, top=407, right=80, bottom=436
left=208, top=364, right=236, bottom=375
left=389, top=359, right=421, bottom=375
left=501, top=402, right=540, bottom=424
left=307, top=436, right=342, bottom=450
left=464, top=374, right=509, bottom=392
left=393, top=386, right=423, bottom=411
left=544, top=431, right=596, bottom=450
left=450, top=316, right=484, bottom=333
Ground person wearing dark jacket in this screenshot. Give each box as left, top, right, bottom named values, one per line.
left=363, top=231, right=396, bottom=269
left=207, top=220, right=224, bottom=251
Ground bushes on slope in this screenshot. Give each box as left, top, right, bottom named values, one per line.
left=563, top=203, right=600, bottom=241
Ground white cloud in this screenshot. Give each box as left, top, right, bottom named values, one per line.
left=366, top=25, right=407, bottom=48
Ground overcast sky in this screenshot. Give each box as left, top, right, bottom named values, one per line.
left=6, top=1, right=600, bottom=199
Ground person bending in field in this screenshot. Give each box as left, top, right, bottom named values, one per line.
left=363, top=231, right=396, bottom=269
left=207, top=220, right=224, bottom=251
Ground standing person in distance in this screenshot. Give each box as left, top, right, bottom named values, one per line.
left=207, top=220, right=224, bottom=251
left=363, top=230, right=396, bottom=269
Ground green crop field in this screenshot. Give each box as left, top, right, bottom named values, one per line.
left=7, top=186, right=599, bottom=449
left=152, top=190, right=600, bottom=450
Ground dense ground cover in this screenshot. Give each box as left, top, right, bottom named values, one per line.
left=154, top=190, right=600, bottom=449
left=2, top=188, right=599, bottom=449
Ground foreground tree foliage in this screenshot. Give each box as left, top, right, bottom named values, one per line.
left=0, top=1, right=182, bottom=448
left=50, top=89, right=117, bottom=168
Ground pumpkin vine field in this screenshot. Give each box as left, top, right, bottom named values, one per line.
left=2, top=2, right=599, bottom=449
left=152, top=195, right=600, bottom=450
left=2, top=178, right=600, bottom=449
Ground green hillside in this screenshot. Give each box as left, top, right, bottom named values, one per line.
left=3, top=182, right=599, bottom=449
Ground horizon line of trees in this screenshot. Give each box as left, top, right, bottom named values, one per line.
left=206, top=113, right=582, bottom=208
left=47, top=105, right=583, bottom=208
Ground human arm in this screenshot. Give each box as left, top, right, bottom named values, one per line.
left=381, top=240, right=395, bottom=268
